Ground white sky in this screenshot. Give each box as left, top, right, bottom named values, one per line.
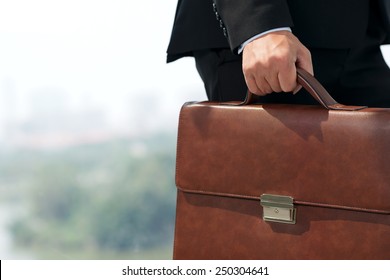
left=0, top=0, right=389, bottom=130
left=0, top=0, right=205, bottom=129
left=0, top=0, right=203, bottom=91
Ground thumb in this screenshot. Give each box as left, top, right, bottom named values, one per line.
left=293, top=46, right=313, bottom=94
left=296, top=46, right=313, bottom=75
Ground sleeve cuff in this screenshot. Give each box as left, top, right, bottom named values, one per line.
left=238, top=27, right=292, bottom=54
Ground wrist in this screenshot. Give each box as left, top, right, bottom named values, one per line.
left=238, top=27, right=292, bottom=54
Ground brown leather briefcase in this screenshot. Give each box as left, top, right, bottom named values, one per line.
left=173, top=69, right=390, bottom=259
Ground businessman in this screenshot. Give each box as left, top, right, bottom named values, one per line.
left=167, top=0, right=390, bottom=107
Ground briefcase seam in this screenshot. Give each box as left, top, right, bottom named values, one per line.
left=176, top=186, right=390, bottom=215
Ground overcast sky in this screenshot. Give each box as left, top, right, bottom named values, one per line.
left=0, top=0, right=205, bottom=131
left=0, top=0, right=203, bottom=93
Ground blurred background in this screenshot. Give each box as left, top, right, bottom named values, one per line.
left=0, top=0, right=205, bottom=259
left=0, top=0, right=390, bottom=259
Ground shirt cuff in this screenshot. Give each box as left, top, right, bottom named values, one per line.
left=238, top=27, right=292, bottom=54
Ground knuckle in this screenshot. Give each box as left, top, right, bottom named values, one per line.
left=243, top=62, right=257, bottom=75
left=302, top=47, right=312, bottom=59
left=270, top=51, right=289, bottom=65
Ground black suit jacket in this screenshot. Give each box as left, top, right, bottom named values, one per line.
left=167, top=0, right=389, bottom=62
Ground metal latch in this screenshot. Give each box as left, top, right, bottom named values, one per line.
left=260, top=194, right=296, bottom=224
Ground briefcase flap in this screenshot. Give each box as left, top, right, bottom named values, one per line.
left=175, top=102, right=390, bottom=214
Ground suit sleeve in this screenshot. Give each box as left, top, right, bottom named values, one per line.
left=214, top=0, right=294, bottom=52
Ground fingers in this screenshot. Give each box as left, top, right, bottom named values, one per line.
left=245, top=75, right=274, bottom=96
left=242, top=31, right=312, bottom=96
left=277, top=62, right=298, bottom=93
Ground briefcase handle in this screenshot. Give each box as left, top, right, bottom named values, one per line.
left=243, top=68, right=367, bottom=111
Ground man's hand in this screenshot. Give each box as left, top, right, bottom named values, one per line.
left=242, top=31, right=313, bottom=95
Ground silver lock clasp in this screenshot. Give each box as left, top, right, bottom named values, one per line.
left=260, top=194, right=296, bottom=224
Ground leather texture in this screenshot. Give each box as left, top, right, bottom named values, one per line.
left=173, top=74, right=390, bottom=260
